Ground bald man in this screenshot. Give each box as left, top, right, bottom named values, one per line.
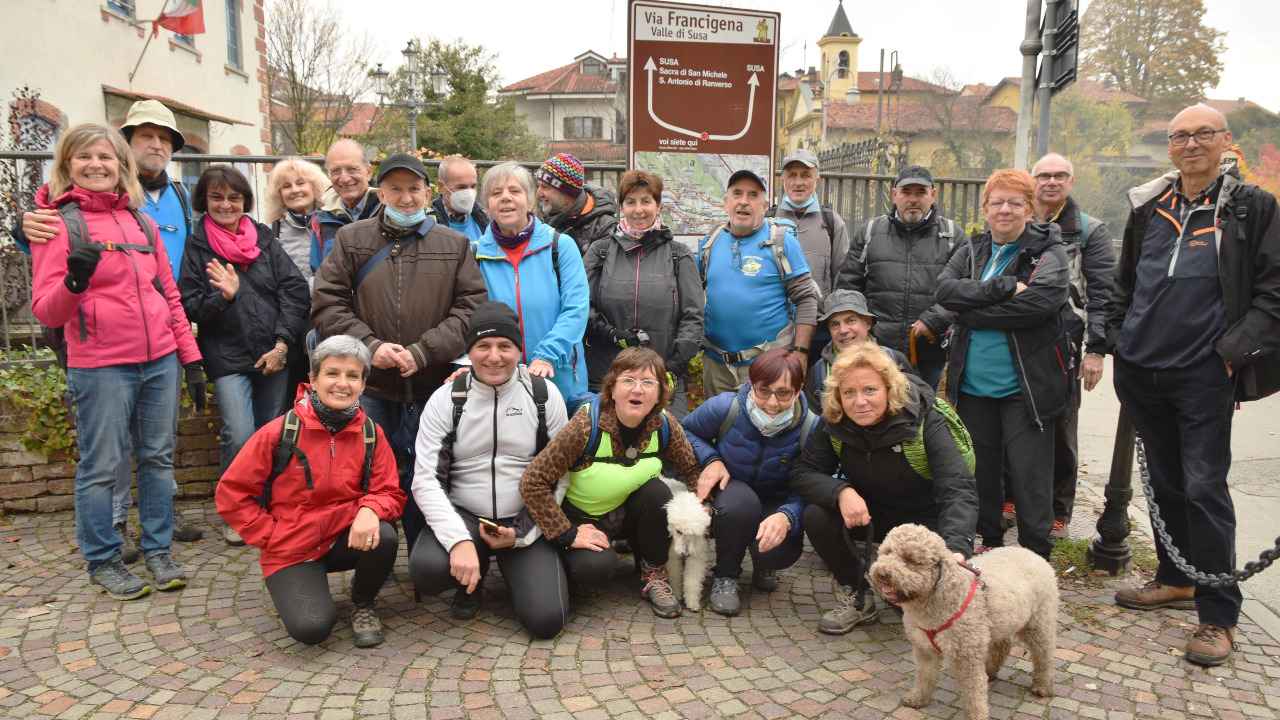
left=310, top=139, right=383, bottom=271
left=1107, top=104, right=1280, bottom=667
left=1031, top=153, right=1115, bottom=538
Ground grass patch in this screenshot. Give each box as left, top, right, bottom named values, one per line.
left=1051, top=537, right=1093, bottom=578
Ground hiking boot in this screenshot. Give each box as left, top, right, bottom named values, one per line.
left=819, top=582, right=878, bottom=635
left=752, top=568, right=779, bottom=592
left=173, top=517, right=204, bottom=542
left=450, top=588, right=481, bottom=620
left=90, top=558, right=152, bottom=601
left=1050, top=518, right=1069, bottom=540
left=708, top=576, right=741, bottom=616
left=1185, top=624, right=1234, bottom=667
left=115, top=522, right=140, bottom=565
left=223, top=524, right=245, bottom=547
left=1001, top=501, right=1016, bottom=530
left=144, top=552, right=187, bottom=591
left=351, top=604, right=385, bottom=648
left=1114, top=580, right=1196, bottom=611
left=640, top=561, right=681, bottom=618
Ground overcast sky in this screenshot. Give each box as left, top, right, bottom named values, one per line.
left=348, top=0, right=1278, bottom=115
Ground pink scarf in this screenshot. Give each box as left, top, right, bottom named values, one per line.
left=203, top=214, right=260, bottom=266
left=618, top=215, right=661, bottom=239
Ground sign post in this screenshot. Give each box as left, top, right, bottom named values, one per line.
left=628, top=0, right=780, bottom=239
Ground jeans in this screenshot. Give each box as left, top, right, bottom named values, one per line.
left=214, top=370, right=291, bottom=469
left=710, top=480, right=804, bottom=579
left=1114, top=355, right=1242, bottom=627
left=361, top=393, right=427, bottom=553
left=67, top=353, right=180, bottom=571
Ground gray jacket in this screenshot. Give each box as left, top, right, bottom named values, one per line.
left=835, top=208, right=961, bottom=355
left=1049, top=196, right=1115, bottom=355
left=770, top=202, right=849, bottom=296
left=584, top=226, right=704, bottom=386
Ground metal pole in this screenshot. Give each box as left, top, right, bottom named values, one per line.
left=409, top=108, right=418, bottom=151
left=1014, top=0, right=1043, bottom=169
left=1035, top=0, right=1060, bottom=158
left=1088, top=408, right=1135, bottom=574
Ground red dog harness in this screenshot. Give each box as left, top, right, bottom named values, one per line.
left=918, top=564, right=983, bottom=654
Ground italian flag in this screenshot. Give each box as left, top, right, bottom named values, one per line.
left=153, top=0, right=205, bottom=36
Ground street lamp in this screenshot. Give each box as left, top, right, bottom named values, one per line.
left=368, top=39, right=448, bottom=151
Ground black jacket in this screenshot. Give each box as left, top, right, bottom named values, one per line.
left=179, top=217, right=311, bottom=380
left=541, top=184, right=618, bottom=256
left=1050, top=196, right=1115, bottom=354
left=936, top=222, right=1076, bottom=428
left=789, top=374, right=977, bottom=556
left=429, top=195, right=490, bottom=233
left=1106, top=169, right=1280, bottom=401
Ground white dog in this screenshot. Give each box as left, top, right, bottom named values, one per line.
left=665, top=484, right=712, bottom=611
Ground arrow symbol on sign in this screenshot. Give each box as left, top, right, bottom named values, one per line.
left=644, top=57, right=759, bottom=142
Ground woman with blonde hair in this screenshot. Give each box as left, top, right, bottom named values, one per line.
left=790, top=341, right=976, bottom=634
left=30, top=123, right=204, bottom=601
left=263, top=157, right=329, bottom=281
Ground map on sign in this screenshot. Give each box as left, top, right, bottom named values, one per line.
left=628, top=1, right=779, bottom=240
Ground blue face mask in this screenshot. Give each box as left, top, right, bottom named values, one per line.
left=781, top=194, right=819, bottom=212
left=384, top=205, right=427, bottom=228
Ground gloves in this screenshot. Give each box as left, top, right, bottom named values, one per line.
left=184, top=362, right=207, bottom=413
left=612, top=328, right=641, bottom=349
left=64, top=244, right=103, bottom=293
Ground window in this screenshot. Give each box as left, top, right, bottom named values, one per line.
left=581, top=59, right=605, bottom=77
left=106, top=0, right=135, bottom=17
left=837, top=51, right=850, bottom=79
left=225, top=0, right=243, bottom=70
left=563, top=116, right=603, bottom=140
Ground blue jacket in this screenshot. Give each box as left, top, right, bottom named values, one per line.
left=681, top=384, right=813, bottom=537
left=309, top=188, right=381, bottom=271
left=473, top=218, right=589, bottom=401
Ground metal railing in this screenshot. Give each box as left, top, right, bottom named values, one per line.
left=0, top=151, right=986, bottom=350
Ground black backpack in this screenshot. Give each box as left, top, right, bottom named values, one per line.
left=436, top=371, right=551, bottom=493
left=258, top=410, right=378, bottom=508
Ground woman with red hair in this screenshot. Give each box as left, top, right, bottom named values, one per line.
left=934, top=168, right=1074, bottom=561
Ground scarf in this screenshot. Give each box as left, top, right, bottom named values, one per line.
left=781, top=194, right=819, bottom=213
left=746, top=391, right=796, bottom=437
left=203, top=214, right=260, bottom=266
left=492, top=216, right=535, bottom=249
left=619, top=215, right=661, bottom=240
left=308, top=387, right=360, bottom=434
left=139, top=170, right=169, bottom=193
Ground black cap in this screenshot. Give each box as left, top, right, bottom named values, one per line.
left=377, top=153, right=430, bottom=185
left=894, top=165, right=934, bottom=189
left=467, top=301, right=523, bottom=352
left=727, top=168, right=768, bottom=193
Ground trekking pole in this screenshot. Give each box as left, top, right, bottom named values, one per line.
left=908, top=328, right=919, bottom=368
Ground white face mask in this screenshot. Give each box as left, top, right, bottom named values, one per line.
left=449, top=188, right=477, bottom=215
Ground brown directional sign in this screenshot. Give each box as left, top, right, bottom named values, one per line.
left=628, top=0, right=780, bottom=236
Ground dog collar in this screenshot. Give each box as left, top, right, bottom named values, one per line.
left=918, top=575, right=981, bottom=654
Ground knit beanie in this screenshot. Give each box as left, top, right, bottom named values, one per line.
left=535, top=152, right=585, bottom=198
left=467, top=301, right=523, bottom=352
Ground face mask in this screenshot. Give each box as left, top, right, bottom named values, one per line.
left=384, top=205, right=427, bottom=228
left=746, top=391, right=796, bottom=437
left=781, top=194, right=818, bottom=212
left=449, top=188, right=477, bottom=215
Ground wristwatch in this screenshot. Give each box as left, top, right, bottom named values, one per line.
left=788, top=344, right=809, bottom=354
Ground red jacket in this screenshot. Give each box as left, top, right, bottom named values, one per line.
left=215, top=388, right=405, bottom=577
left=30, top=185, right=200, bottom=368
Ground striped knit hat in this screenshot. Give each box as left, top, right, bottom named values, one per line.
left=535, top=152, right=585, bottom=198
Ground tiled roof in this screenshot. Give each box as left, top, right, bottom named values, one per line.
left=825, top=96, right=1016, bottom=134
left=501, top=58, right=617, bottom=95
left=987, top=77, right=1147, bottom=104
left=269, top=102, right=378, bottom=137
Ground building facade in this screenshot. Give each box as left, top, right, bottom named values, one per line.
left=499, top=51, right=627, bottom=162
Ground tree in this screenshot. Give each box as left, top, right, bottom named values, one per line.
left=1047, top=87, right=1133, bottom=161
left=266, top=0, right=374, bottom=154
left=919, top=69, right=1009, bottom=175
left=1227, top=106, right=1280, bottom=168
left=369, top=39, right=541, bottom=160
left=1080, top=0, right=1226, bottom=114
left=1247, top=144, right=1280, bottom=199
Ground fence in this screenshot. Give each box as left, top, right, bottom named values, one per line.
left=0, top=151, right=985, bottom=350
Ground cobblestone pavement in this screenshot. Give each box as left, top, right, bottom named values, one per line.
left=2, top=474, right=1279, bottom=720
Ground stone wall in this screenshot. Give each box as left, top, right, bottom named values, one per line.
left=0, top=403, right=222, bottom=514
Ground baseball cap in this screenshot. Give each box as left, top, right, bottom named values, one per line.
left=727, top=168, right=768, bottom=192
left=377, top=153, right=430, bottom=185
left=894, top=165, right=934, bottom=189
left=782, top=149, right=819, bottom=169
left=818, top=289, right=875, bottom=322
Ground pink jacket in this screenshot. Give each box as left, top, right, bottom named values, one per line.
left=30, top=185, right=201, bottom=369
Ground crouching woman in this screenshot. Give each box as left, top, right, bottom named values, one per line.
left=216, top=335, right=406, bottom=647
left=791, top=343, right=977, bottom=635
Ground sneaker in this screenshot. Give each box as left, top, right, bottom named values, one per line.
left=173, top=518, right=204, bottom=542
left=450, top=588, right=481, bottom=620
left=114, top=522, right=140, bottom=565
left=1001, top=501, right=1016, bottom=530
left=223, top=524, right=245, bottom=547
left=752, top=568, right=779, bottom=592
left=639, top=561, right=681, bottom=618
left=708, top=577, right=741, bottom=616
left=1114, top=580, right=1196, bottom=611
left=1185, top=624, right=1234, bottom=667
left=144, top=552, right=187, bottom=591
left=351, top=604, right=385, bottom=648
left=1050, top=518, right=1069, bottom=540
left=90, top=558, right=152, bottom=601
left=819, top=582, right=878, bottom=634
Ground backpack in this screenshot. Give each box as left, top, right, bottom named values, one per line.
left=766, top=205, right=837, bottom=252
left=259, top=410, right=378, bottom=509
left=858, top=215, right=958, bottom=264
left=436, top=371, right=552, bottom=493
left=575, top=395, right=672, bottom=468
left=713, top=394, right=820, bottom=450
left=44, top=202, right=162, bottom=369
left=829, top=396, right=975, bottom=480
left=697, top=219, right=796, bottom=289
left=471, top=229, right=564, bottom=290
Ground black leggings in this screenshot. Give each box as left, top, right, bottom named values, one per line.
left=408, top=514, right=570, bottom=640
left=711, top=480, right=804, bottom=579
left=264, top=521, right=398, bottom=645
left=561, top=475, right=672, bottom=587
left=803, top=505, right=936, bottom=588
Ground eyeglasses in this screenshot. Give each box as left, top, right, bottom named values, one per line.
left=753, top=386, right=796, bottom=403
left=327, top=165, right=366, bottom=178
left=617, top=377, right=660, bottom=391
left=987, top=199, right=1027, bottom=210
left=1168, top=128, right=1227, bottom=147
left=1034, top=172, right=1071, bottom=182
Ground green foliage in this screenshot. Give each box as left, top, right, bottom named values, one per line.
left=1230, top=106, right=1280, bottom=168
left=686, top=353, right=706, bottom=412
left=0, top=349, right=76, bottom=459
left=1048, top=88, right=1133, bottom=161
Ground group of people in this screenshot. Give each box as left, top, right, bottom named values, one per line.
left=22, top=97, right=1279, bottom=668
